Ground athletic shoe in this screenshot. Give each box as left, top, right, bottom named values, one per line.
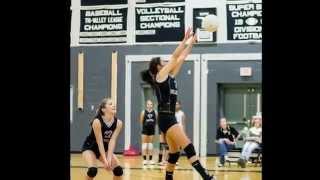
left=159, top=161, right=167, bottom=166
left=206, top=175, right=215, bottom=180
left=148, top=160, right=155, bottom=165
left=237, top=158, right=246, bottom=168
left=218, top=163, right=224, bottom=167
left=143, top=160, right=148, bottom=165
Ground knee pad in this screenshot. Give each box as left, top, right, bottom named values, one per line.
left=168, top=152, right=180, bottom=164
left=87, top=167, right=98, bottom=177
left=164, top=143, right=169, bottom=150
left=113, top=166, right=123, bottom=176
left=142, top=143, right=148, bottom=150
left=148, top=143, right=153, bottom=150
left=184, top=143, right=196, bottom=159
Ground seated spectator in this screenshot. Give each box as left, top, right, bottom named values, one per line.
left=216, top=117, right=239, bottom=167
left=238, top=115, right=262, bottom=168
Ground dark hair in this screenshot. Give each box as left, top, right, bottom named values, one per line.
left=141, top=57, right=161, bottom=88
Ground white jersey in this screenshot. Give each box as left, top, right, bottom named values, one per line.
left=175, top=110, right=184, bottom=127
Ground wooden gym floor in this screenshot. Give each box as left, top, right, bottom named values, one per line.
left=71, top=153, right=261, bottom=180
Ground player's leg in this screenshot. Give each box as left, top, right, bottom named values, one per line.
left=111, top=154, right=123, bottom=180
left=147, top=135, right=154, bottom=164
left=82, top=150, right=98, bottom=180
left=99, top=153, right=123, bottom=180
left=141, top=134, right=148, bottom=165
left=165, top=133, right=181, bottom=180
left=158, top=133, right=165, bottom=164
left=166, top=124, right=213, bottom=179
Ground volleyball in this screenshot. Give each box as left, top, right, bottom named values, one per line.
left=201, top=14, right=219, bottom=32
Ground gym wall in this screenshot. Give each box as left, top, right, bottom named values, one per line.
left=70, top=43, right=261, bottom=154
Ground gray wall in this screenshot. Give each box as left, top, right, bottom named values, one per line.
left=206, top=60, right=262, bottom=154
left=70, top=43, right=261, bottom=154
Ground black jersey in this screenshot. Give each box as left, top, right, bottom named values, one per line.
left=84, top=116, right=118, bottom=150
left=143, top=110, right=156, bottom=128
left=155, top=75, right=178, bottom=114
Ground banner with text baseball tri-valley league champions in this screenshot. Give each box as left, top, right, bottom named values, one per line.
left=79, top=6, right=128, bottom=44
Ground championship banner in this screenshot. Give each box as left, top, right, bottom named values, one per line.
left=135, top=4, right=185, bottom=42
left=193, top=8, right=217, bottom=43
left=79, top=6, right=128, bottom=44
left=226, top=0, right=262, bottom=40
left=81, top=0, right=127, bottom=6
left=136, top=0, right=184, bottom=3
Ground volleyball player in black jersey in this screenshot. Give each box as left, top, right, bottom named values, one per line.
left=141, top=27, right=214, bottom=180
left=140, top=100, right=157, bottom=165
left=82, top=98, right=123, bottom=180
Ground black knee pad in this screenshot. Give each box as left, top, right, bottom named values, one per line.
left=113, top=166, right=123, bottom=176
left=168, top=152, right=180, bottom=164
left=164, top=143, right=169, bottom=150
left=87, top=167, right=98, bottom=177
left=184, top=143, right=196, bottom=159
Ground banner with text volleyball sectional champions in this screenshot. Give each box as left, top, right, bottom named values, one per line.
left=135, top=3, right=185, bottom=42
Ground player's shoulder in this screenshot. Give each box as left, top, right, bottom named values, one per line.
left=92, top=118, right=102, bottom=127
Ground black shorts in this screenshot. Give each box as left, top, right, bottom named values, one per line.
left=158, top=112, right=178, bottom=133
left=142, top=126, right=155, bottom=136
left=82, top=139, right=107, bottom=159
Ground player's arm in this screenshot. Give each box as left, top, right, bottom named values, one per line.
left=92, top=119, right=107, bottom=163
left=157, top=28, right=195, bottom=81
left=170, top=34, right=197, bottom=77
left=140, top=111, right=144, bottom=125
left=171, top=27, right=192, bottom=60
left=107, top=120, right=123, bottom=159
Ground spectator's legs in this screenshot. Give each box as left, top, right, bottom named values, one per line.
left=241, top=142, right=251, bottom=160
left=218, top=139, right=228, bottom=165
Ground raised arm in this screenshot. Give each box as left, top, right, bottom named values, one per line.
left=171, top=27, right=193, bottom=60
left=170, top=34, right=197, bottom=77
left=157, top=28, right=196, bottom=81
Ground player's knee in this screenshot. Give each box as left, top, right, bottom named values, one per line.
left=168, top=152, right=180, bottom=164
left=184, top=143, right=196, bottom=159
left=142, top=143, right=148, bottom=150
left=113, top=166, right=123, bottom=176
left=87, top=167, right=98, bottom=177
left=148, top=143, right=153, bottom=150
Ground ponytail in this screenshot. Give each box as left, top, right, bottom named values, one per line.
left=141, top=57, right=161, bottom=89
